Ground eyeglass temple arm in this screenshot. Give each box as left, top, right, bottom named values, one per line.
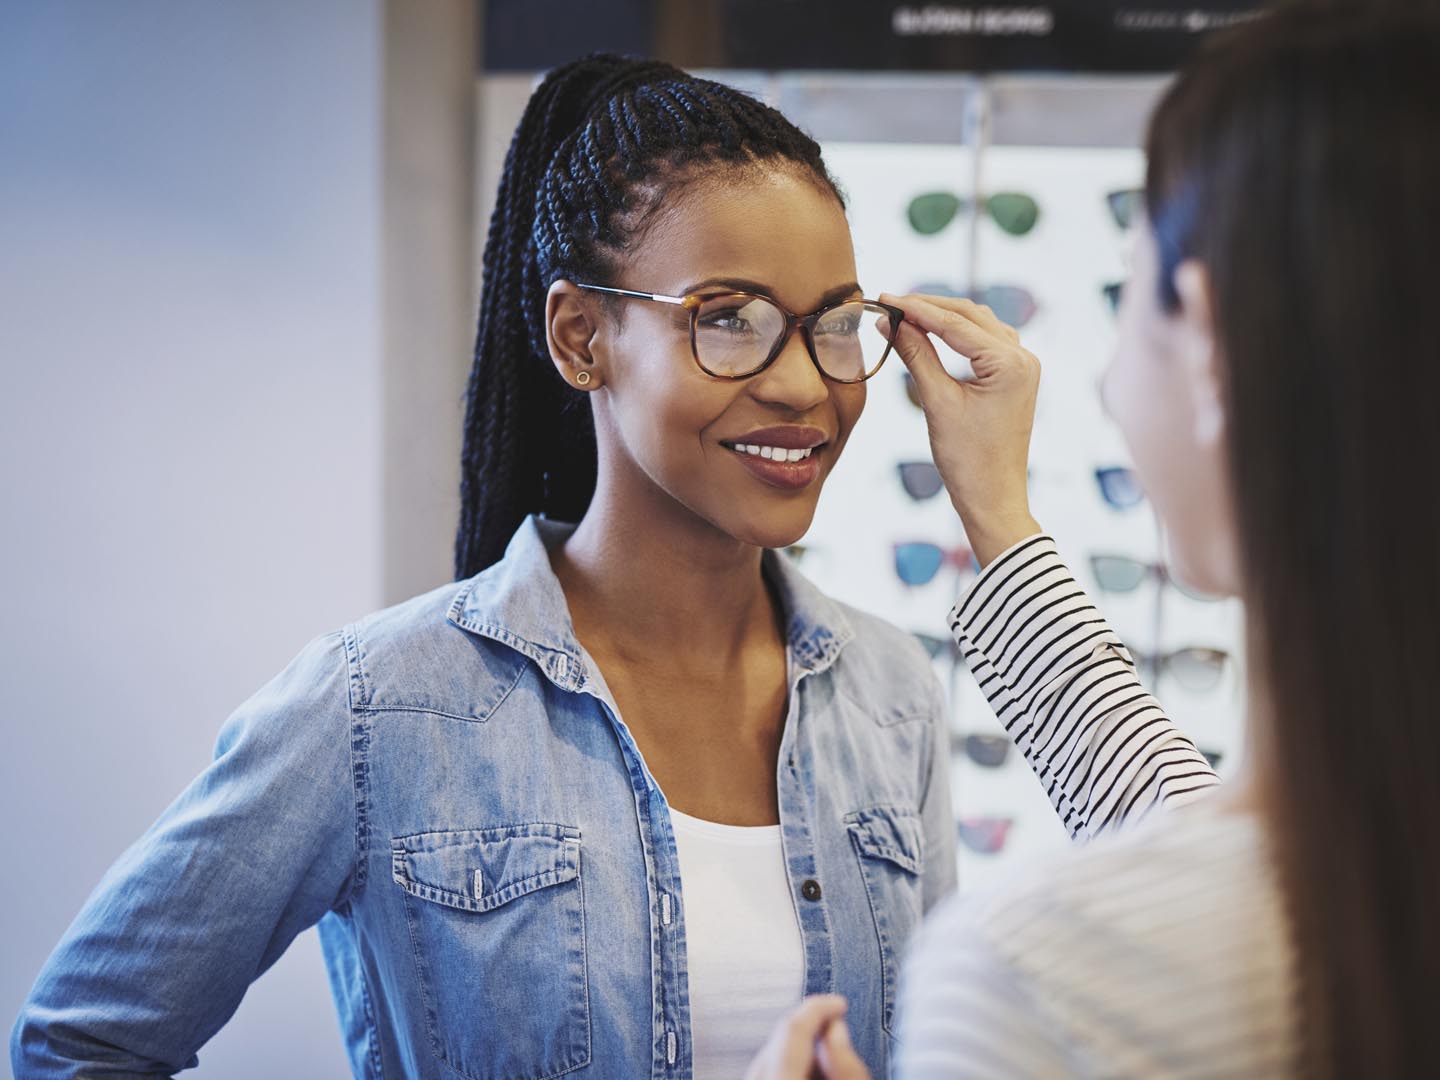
left=573, top=283, right=686, bottom=305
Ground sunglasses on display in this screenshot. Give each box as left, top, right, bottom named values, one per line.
left=1095, top=465, right=1145, bottom=511
left=1200, top=747, right=1224, bottom=770
left=952, top=732, right=1011, bottom=769
left=897, top=460, right=945, bottom=502
left=1134, top=647, right=1231, bottom=694
left=894, top=541, right=979, bottom=588
left=1106, top=188, right=1143, bottom=231
left=957, top=816, right=1014, bottom=855
left=906, top=191, right=1041, bottom=238
left=1102, top=280, right=1124, bottom=314
left=1090, top=554, right=1222, bottom=603
left=908, top=282, right=1039, bottom=330
left=573, top=283, right=903, bottom=383
left=913, top=631, right=965, bottom=665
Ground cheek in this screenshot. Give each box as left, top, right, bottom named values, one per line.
left=829, top=383, right=867, bottom=455
left=1107, top=323, right=1193, bottom=501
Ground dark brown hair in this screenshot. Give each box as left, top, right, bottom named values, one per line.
left=1145, top=4, right=1440, bottom=1073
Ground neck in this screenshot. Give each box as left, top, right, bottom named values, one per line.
left=1206, top=610, right=1277, bottom=820
left=551, top=471, right=783, bottom=671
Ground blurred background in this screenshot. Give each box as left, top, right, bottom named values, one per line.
left=0, top=1, right=1260, bottom=1075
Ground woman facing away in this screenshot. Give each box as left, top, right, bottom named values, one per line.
left=750, top=5, right=1440, bottom=1077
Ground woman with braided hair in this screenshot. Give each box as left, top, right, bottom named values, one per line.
left=14, top=55, right=973, bottom=1079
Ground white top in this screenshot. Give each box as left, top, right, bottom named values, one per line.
left=669, top=806, right=806, bottom=1080
left=894, top=535, right=1298, bottom=1077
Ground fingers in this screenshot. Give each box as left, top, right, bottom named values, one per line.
left=885, top=317, right=955, bottom=404
left=815, top=1020, right=872, bottom=1080
left=881, top=292, right=1005, bottom=359
left=744, top=996, right=850, bottom=1080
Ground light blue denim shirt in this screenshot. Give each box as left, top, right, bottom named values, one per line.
left=12, top=517, right=956, bottom=1079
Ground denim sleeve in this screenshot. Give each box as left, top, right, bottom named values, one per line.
left=10, top=630, right=359, bottom=1078
left=918, top=668, right=958, bottom=911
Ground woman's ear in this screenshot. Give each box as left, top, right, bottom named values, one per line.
left=545, top=280, right=603, bottom=390
left=1172, top=259, right=1226, bottom=448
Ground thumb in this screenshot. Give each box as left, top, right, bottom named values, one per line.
left=885, top=315, right=964, bottom=410
left=816, top=1020, right=872, bottom=1080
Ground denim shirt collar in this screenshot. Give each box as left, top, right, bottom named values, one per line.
left=447, top=515, right=855, bottom=693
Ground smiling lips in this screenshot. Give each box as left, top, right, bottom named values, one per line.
left=722, top=426, right=829, bottom=491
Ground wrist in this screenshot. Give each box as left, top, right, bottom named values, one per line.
left=958, top=509, right=1043, bottom=569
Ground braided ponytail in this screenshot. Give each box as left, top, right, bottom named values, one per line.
left=455, top=54, right=843, bottom=579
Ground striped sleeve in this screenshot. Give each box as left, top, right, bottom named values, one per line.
left=949, top=534, right=1219, bottom=840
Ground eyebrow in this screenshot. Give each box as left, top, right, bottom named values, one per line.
left=679, top=277, right=864, bottom=309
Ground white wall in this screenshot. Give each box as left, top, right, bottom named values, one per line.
left=0, top=2, right=384, bottom=1075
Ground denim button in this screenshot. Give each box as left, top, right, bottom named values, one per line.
left=801, top=879, right=822, bottom=901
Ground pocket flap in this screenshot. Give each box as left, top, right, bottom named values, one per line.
left=845, top=806, right=923, bottom=875
left=391, top=824, right=581, bottom=913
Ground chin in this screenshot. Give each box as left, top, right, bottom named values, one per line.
left=1166, top=533, right=1241, bottom=600
left=723, top=501, right=818, bottom=553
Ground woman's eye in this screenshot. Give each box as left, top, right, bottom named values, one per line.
left=819, top=314, right=861, bottom=335
left=701, top=310, right=755, bottom=334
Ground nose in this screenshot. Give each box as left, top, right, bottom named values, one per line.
left=750, top=324, right=829, bottom=412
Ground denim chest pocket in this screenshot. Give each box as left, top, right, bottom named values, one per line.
left=391, top=824, right=589, bottom=1080
left=845, top=805, right=925, bottom=1036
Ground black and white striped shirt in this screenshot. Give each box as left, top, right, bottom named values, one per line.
left=895, top=535, right=1297, bottom=1077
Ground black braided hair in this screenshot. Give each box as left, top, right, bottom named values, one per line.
left=454, top=54, right=845, bottom=579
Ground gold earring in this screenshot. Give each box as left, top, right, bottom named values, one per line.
left=576, top=371, right=592, bottom=387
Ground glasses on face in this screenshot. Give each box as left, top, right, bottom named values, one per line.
left=957, top=816, right=1014, bottom=855
left=1095, top=466, right=1144, bottom=511
left=897, top=460, right=945, bottom=502
left=1134, top=647, right=1230, bottom=693
left=894, top=541, right=979, bottom=588
left=952, top=732, right=1011, bottom=769
left=907, top=192, right=1041, bottom=238
left=909, top=282, right=1039, bottom=330
left=574, top=283, right=902, bottom=383
left=1107, top=188, right=1143, bottom=231
left=1090, top=554, right=1221, bottom=603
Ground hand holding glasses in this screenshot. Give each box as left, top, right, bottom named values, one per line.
left=909, top=282, right=1038, bottom=330
left=574, top=283, right=902, bottom=383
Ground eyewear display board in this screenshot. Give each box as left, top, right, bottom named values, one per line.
left=483, top=0, right=1269, bottom=73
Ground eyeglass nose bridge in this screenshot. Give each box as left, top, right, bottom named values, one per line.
left=755, top=309, right=831, bottom=380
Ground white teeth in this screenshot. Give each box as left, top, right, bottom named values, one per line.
left=730, top=443, right=815, bottom=462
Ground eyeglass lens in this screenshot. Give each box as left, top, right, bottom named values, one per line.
left=692, top=295, right=893, bottom=381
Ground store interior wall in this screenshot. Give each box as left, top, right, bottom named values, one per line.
left=0, top=1, right=476, bottom=1074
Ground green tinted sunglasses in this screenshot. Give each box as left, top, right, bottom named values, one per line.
left=906, top=191, right=1041, bottom=238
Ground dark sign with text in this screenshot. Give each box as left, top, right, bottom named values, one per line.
left=483, top=0, right=1270, bottom=73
